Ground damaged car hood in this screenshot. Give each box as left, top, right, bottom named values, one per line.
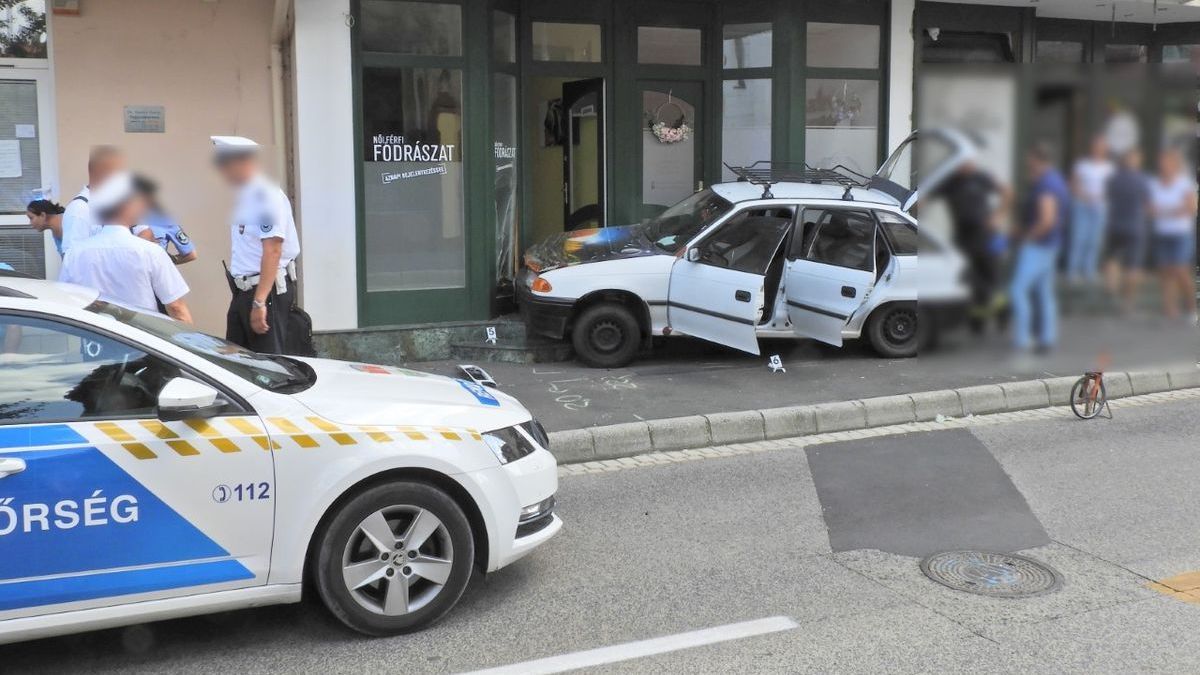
left=524, top=224, right=662, bottom=271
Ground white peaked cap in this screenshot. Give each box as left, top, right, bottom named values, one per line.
left=90, top=171, right=135, bottom=215
left=210, top=135, right=260, bottom=156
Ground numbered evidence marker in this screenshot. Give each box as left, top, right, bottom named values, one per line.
left=485, top=326, right=498, bottom=344
left=768, top=355, right=786, bottom=373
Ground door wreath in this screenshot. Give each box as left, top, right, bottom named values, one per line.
left=647, top=93, right=692, bottom=144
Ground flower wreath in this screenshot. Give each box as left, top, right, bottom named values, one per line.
left=648, top=96, right=692, bottom=144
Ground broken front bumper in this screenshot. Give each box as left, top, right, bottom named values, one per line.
left=516, top=269, right=575, bottom=340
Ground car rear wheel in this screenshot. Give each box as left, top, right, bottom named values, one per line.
left=572, top=303, right=641, bottom=368
left=867, top=303, right=919, bottom=358
left=313, top=481, right=475, bottom=636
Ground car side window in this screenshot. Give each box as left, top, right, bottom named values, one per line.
left=875, top=211, right=919, bottom=255
left=0, top=314, right=182, bottom=424
left=695, top=208, right=793, bottom=275
left=794, top=208, right=876, bottom=272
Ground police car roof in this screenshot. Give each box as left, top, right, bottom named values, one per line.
left=710, top=180, right=900, bottom=207
left=0, top=275, right=100, bottom=307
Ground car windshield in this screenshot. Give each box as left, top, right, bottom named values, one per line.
left=86, top=300, right=316, bottom=393
left=642, top=189, right=734, bottom=252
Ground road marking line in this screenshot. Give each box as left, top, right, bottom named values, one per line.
left=460, top=616, right=798, bottom=675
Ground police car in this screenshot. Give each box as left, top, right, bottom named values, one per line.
left=518, top=130, right=972, bottom=368
left=0, top=275, right=560, bottom=644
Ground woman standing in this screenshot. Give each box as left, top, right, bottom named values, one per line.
left=1149, top=148, right=1199, bottom=322
left=25, top=199, right=66, bottom=258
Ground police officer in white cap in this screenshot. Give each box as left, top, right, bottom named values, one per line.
left=212, top=135, right=300, bottom=353
left=59, top=171, right=193, bottom=322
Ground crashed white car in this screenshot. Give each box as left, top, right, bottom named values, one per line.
left=519, top=130, right=971, bottom=368
left=0, top=276, right=560, bottom=644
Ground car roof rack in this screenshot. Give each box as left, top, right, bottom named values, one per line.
left=722, top=161, right=870, bottom=200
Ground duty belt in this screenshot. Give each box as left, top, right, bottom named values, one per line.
left=233, top=261, right=298, bottom=293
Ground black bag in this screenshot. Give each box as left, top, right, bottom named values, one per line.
left=285, top=304, right=318, bottom=357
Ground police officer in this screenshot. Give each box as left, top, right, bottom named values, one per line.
left=59, top=171, right=193, bottom=322
left=60, top=145, right=126, bottom=254
left=132, top=174, right=199, bottom=265
left=212, top=136, right=300, bottom=354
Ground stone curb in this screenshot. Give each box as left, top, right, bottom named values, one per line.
left=546, top=366, right=1198, bottom=464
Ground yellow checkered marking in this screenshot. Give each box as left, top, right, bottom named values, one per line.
left=88, top=417, right=485, bottom=460
left=267, top=417, right=320, bottom=449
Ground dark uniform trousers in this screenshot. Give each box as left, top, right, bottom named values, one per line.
left=227, top=285, right=294, bottom=354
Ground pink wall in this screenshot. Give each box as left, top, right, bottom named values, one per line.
left=53, top=0, right=279, bottom=333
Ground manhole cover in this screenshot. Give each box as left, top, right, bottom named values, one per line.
left=920, top=550, right=1063, bottom=597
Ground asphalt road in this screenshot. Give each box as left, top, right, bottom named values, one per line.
left=419, top=314, right=1195, bottom=431
left=4, top=395, right=1199, bottom=673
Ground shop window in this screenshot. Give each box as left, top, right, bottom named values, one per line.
left=493, top=10, right=516, bottom=63
left=1104, top=44, right=1147, bottom=64
left=1163, top=44, right=1199, bottom=64
left=921, top=31, right=1015, bottom=64
left=0, top=0, right=46, bottom=60
left=723, top=23, right=772, bottom=69
left=532, top=22, right=601, bottom=63
left=638, top=27, right=701, bottom=66
left=721, top=79, right=771, bottom=181
left=360, top=66, right=466, bottom=292
left=804, top=79, right=880, bottom=176
left=806, top=23, right=879, bottom=70
left=1037, top=40, right=1084, bottom=64
left=360, top=1, right=463, bottom=56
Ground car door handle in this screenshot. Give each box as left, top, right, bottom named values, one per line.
left=0, top=458, right=26, bottom=479
left=841, top=286, right=856, bottom=299
left=735, top=290, right=751, bottom=302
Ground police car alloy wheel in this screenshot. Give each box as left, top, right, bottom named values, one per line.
left=313, top=481, right=475, bottom=636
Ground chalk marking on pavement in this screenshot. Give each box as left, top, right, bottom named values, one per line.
left=459, top=616, right=798, bottom=675
left=559, top=388, right=1200, bottom=478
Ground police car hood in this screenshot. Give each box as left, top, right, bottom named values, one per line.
left=287, top=358, right=530, bottom=432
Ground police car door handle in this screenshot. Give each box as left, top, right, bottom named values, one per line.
left=0, top=458, right=26, bottom=479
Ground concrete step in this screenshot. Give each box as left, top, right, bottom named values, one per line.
left=314, top=316, right=529, bottom=364
left=449, top=338, right=574, bottom=365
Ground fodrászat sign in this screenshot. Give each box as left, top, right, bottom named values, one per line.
left=373, top=134, right=457, bottom=184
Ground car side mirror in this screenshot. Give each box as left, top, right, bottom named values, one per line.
left=157, top=377, right=226, bottom=421
left=686, top=247, right=701, bottom=263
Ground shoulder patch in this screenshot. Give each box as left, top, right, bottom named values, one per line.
left=176, top=230, right=191, bottom=245
left=259, top=214, right=274, bottom=234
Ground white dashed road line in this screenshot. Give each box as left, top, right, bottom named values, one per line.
left=559, top=388, right=1200, bottom=477
left=460, top=616, right=799, bottom=675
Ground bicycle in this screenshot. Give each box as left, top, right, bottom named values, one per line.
left=1070, top=369, right=1111, bottom=420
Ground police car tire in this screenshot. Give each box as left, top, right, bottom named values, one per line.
left=572, top=303, right=641, bottom=369
left=313, top=481, right=475, bottom=636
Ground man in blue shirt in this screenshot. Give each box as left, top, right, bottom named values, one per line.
left=1010, top=142, right=1070, bottom=352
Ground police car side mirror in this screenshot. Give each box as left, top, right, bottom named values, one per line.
left=686, top=247, right=701, bottom=263
left=157, top=377, right=226, bottom=421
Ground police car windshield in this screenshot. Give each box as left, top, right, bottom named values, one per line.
left=86, top=300, right=315, bottom=392
left=643, top=189, right=734, bottom=252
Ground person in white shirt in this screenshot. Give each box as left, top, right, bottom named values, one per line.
left=60, top=146, right=126, bottom=255
left=59, top=171, right=193, bottom=323
left=212, top=135, right=300, bottom=353
left=1068, top=135, right=1114, bottom=284
left=1148, top=148, right=1198, bottom=322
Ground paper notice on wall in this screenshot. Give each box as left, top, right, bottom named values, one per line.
left=15, top=124, right=35, bottom=139
left=0, top=141, right=22, bottom=178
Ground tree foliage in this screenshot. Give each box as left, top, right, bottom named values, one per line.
left=0, top=0, right=47, bottom=58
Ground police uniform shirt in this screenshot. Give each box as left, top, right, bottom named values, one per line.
left=60, top=224, right=189, bottom=314
left=60, top=186, right=101, bottom=254
left=145, top=210, right=196, bottom=256
left=229, top=174, right=300, bottom=278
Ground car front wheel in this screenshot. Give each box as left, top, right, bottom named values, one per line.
left=313, top=481, right=475, bottom=636
left=571, top=303, right=641, bottom=368
left=867, top=303, right=919, bottom=358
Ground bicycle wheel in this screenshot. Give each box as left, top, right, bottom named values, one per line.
left=1070, top=376, right=1107, bottom=420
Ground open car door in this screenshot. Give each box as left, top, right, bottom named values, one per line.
left=868, top=128, right=976, bottom=213
left=668, top=211, right=792, bottom=355
left=784, top=208, right=878, bottom=347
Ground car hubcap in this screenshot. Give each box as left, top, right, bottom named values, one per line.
left=341, top=506, right=453, bottom=616
left=590, top=320, right=624, bottom=353
left=884, top=309, right=917, bottom=347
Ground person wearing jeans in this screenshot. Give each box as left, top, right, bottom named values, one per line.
left=1068, top=136, right=1113, bottom=283
left=1011, top=143, right=1070, bottom=352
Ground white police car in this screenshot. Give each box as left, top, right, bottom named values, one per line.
left=518, top=130, right=972, bottom=367
left=0, top=275, right=560, bottom=644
